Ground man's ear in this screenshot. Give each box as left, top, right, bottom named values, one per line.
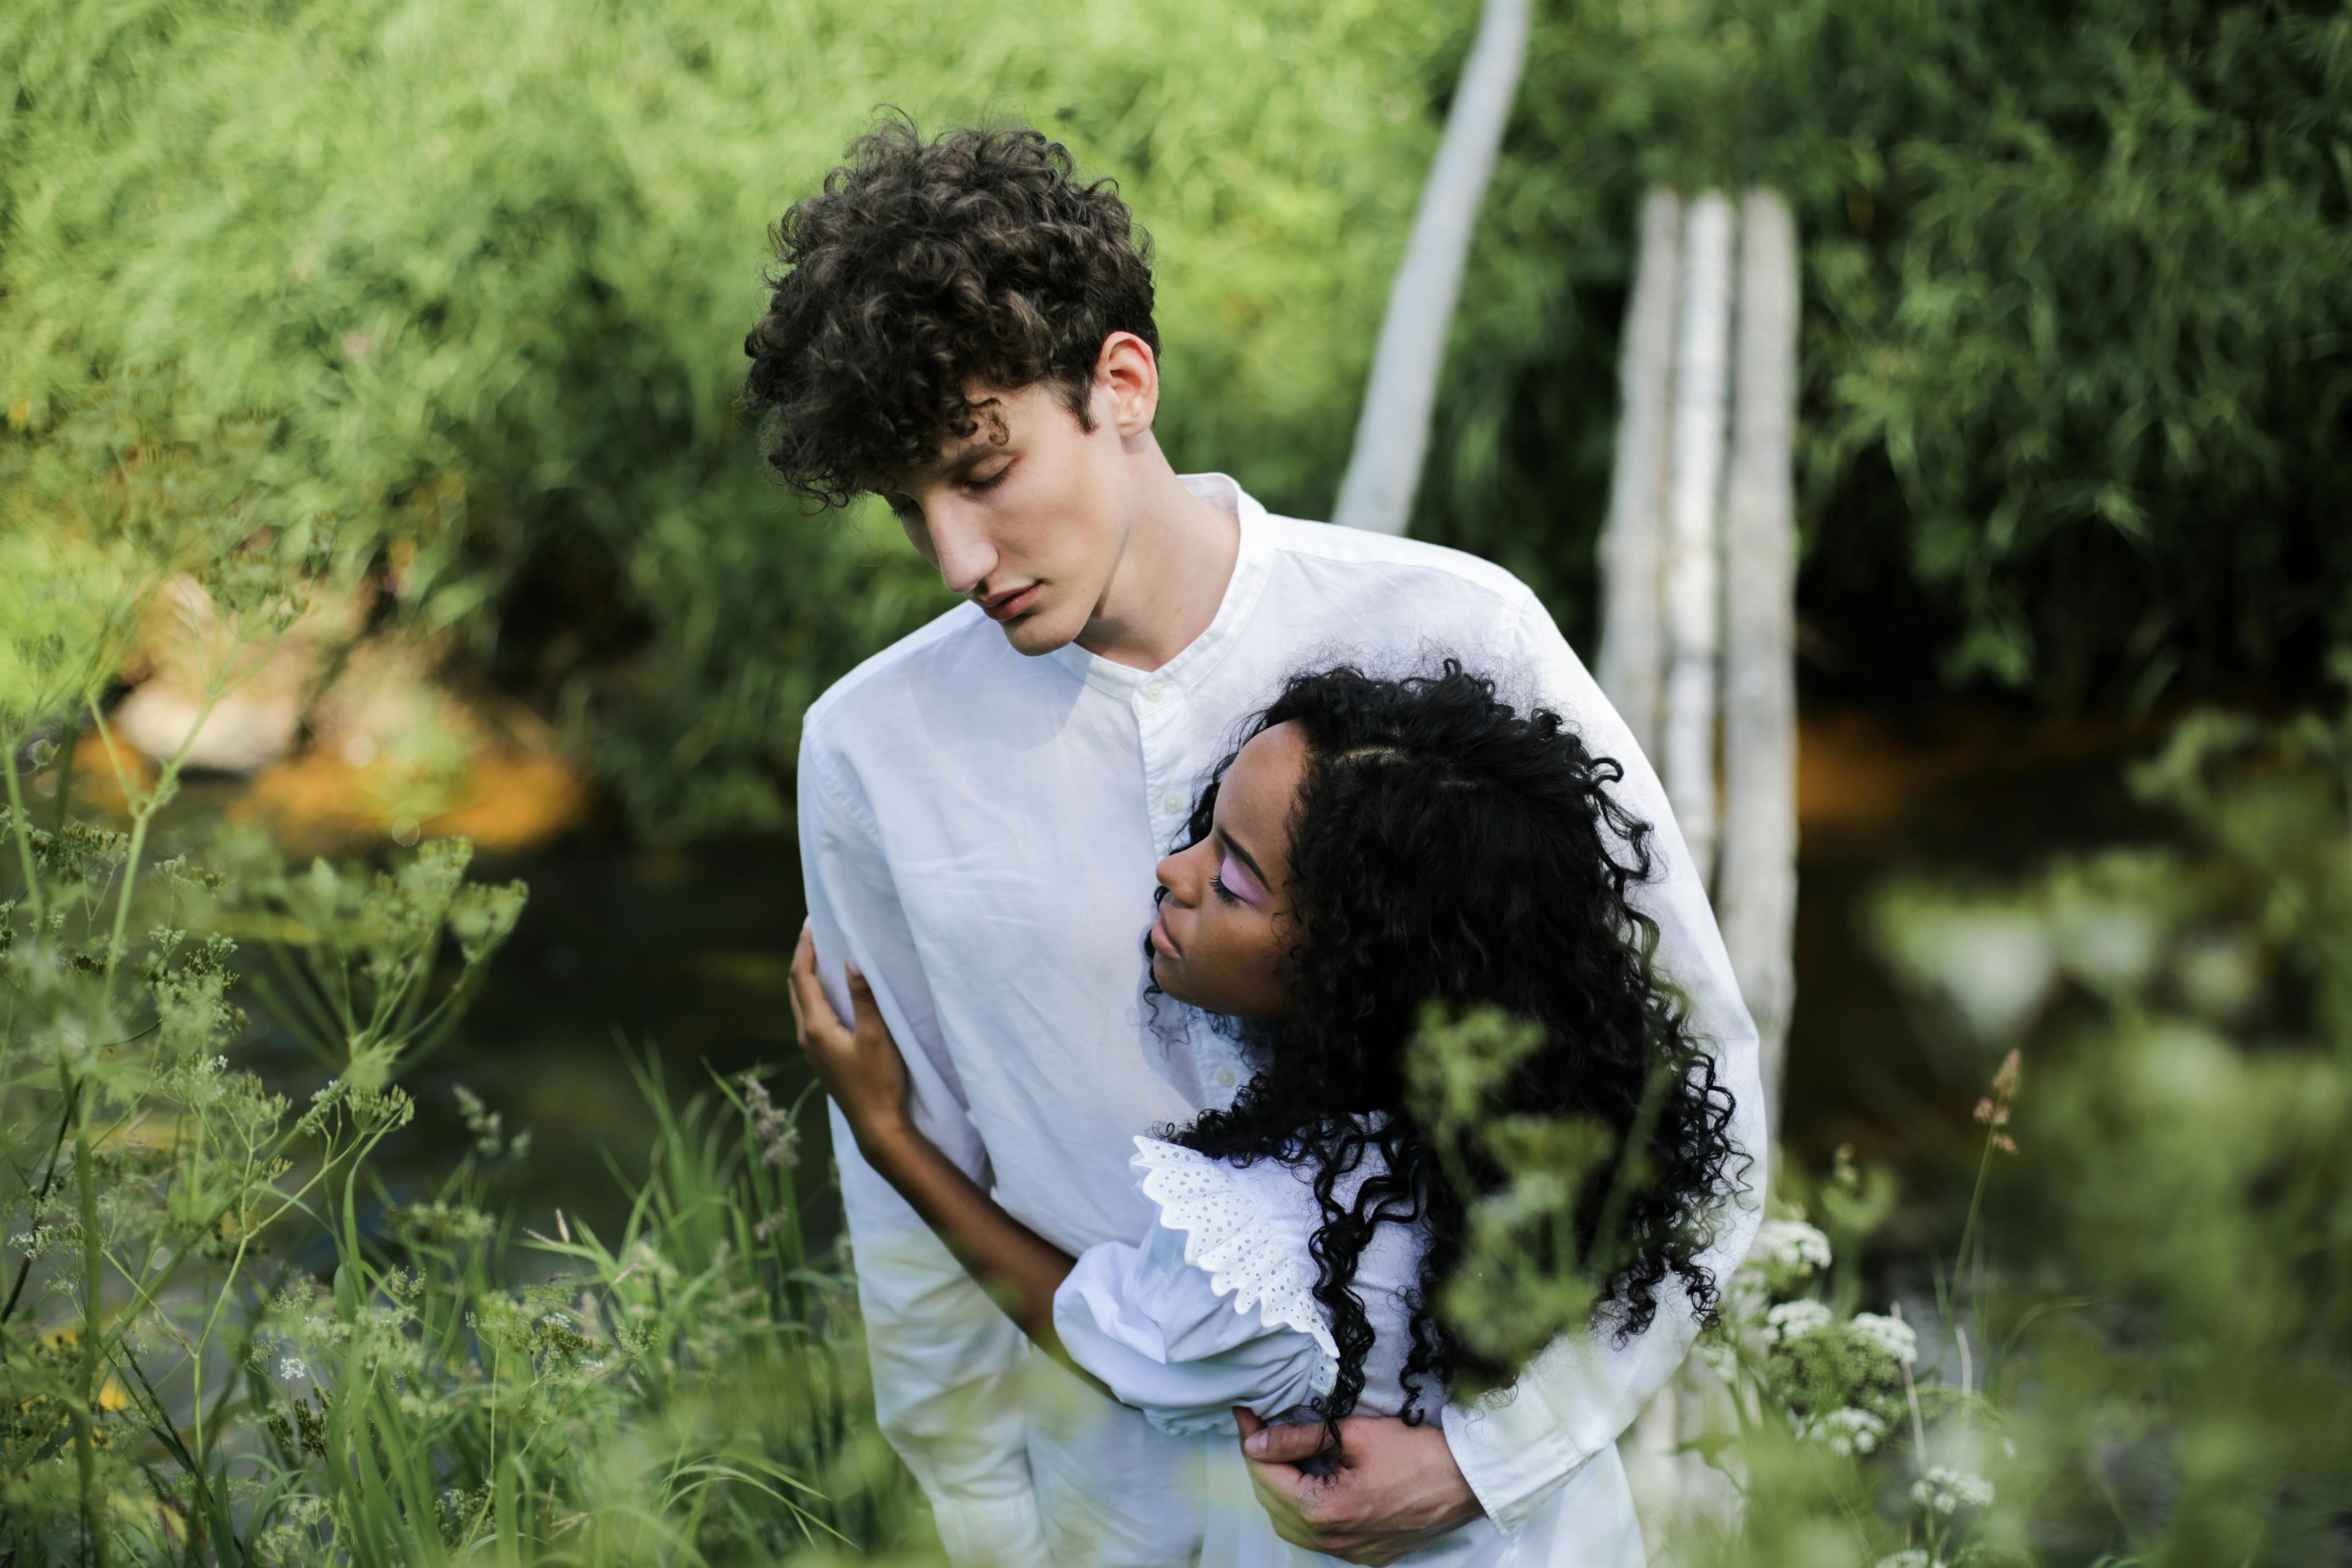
left=1095, top=331, right=1160, bottom=438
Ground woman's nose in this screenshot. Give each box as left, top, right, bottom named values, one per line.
left=1155, top=849, right=1192, bottom=905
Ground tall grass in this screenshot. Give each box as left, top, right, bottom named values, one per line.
left=0, top=547, right=932, bottom=1564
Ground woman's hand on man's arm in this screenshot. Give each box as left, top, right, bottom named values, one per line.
left=789, top=924, right=1097, bottom=1387
left=789, top=921, right=917, bottom=1157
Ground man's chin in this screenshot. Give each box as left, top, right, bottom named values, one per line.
left=995, top=607, right=1081, bottom=658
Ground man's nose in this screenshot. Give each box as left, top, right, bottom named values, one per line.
left=924, top=501, right=998, bottom=597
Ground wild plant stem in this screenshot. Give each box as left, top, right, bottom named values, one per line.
left=89, top=705, right=164, bottom=1014
left=0, top=1081, right=82, bottom=1337
left=1, top=734, right=47, bottom=932
left=1951, top=1126, right=1999, bottom=1350
left=73, top=1104, right=113, bottom=1568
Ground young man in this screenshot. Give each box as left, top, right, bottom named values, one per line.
left=747, top=122, right=1764, bottom=1566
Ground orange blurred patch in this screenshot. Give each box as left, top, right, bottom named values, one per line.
left=1798, top=704, right=2174, bottom=833
left=236, top=746, right=594, bottom=856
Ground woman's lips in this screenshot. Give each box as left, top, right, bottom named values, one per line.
left=1149, top=913, right=1181, bottom=961
left=980, top=582, right=1042, bottom=621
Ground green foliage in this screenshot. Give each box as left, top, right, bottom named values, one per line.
left=1847, top=704, right=2352, bottom=1564
left=1, top=0, right=1466, bottom=839
left=16, top=0, right=2342, bottom=834
left=1424, top=0, right=2352, bottom=709
left=1, top=546, right=932, bottom=1564
left=1406, top=1004, right=1612, bottom=1381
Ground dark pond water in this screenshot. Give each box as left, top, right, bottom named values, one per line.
left=401, top=837, right=819, bottom=1240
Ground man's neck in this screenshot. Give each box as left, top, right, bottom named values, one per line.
left=1076, top=460, right=1241, bottom=672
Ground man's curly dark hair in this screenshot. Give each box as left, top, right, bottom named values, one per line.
left=742, top=117, right=1158, bottom=507
left=1159, top=663, right=1741, bottom=1437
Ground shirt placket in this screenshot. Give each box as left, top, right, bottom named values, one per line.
left=1134, top=675, right=1249, bottom=1106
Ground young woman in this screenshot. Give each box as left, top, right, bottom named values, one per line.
left=788, top=663, right=1741, bottom=1566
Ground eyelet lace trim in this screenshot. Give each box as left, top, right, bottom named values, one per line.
left=1131, top=1138, right=1342, bottom=1397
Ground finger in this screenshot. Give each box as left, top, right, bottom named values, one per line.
left=789, top=926, right=817, bottom=1038
left=1243, top=1421, right=1331, bottom=1464
left=846, top=961, right=884, bottom=1029
left=787, top=933, right=852, bottom=1048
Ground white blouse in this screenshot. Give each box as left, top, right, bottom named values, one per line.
left=1053, top=1139, right=1647, bottom=1568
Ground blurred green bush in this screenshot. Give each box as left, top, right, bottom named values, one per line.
left=8, top=0, right=2349, bottom=840
left=1849, top=702, right=2352, bottom=1564
left=1, top=0, right=1458, bottom=836
left=1431, top=0, right=2352, bottom=713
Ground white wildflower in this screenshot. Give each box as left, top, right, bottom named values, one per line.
left=1849, top=1311, right=1919, bottom=1367
left=1911, top=1467, right=1995, bottom=1514
left=1766, top=1299, right=1834, bottom=1343
left=1876, top=1553, right=1936, bottom=1568
left=1751, top=1219, right=1832, bottom=1273
left=1798, top=1406, right=1888, bottom=1456
left=277, top=1357, right=308, bottom=1382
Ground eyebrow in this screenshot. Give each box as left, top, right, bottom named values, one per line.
left=1214, top=827, right=1274, bottom=899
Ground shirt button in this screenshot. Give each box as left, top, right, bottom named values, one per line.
left=1162, top=793, right=1185, bottom=815
left=1213, top=1066, right=1238, bottom=1089
left=1143, top=681, right=1168, bottom=702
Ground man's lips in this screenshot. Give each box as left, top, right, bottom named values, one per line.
left=978, top=583, right=1042, bottom=621
left=1149, top=913, right=1181, bottom=961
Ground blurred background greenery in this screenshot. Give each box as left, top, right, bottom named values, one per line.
left=4, top=0, right=2350, bottom=1560
left=11, top=0, right=2346, bottom=831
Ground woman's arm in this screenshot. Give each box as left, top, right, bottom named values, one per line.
left=788, top=925, right=1086, bottom=1366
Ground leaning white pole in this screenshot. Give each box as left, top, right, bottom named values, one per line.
left=1595, top=189, right=1684, bottom=762
left=1717, top=188, right=1801, bottom=1147
left=1332, top=0, right=1531, bottom=535
left=1661, top=192, right=1733, bottom=888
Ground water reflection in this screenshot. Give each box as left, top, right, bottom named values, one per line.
left=378, top=836, right=819, bottom=1244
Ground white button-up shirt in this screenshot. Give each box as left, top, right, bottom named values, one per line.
left=799, top=475, right=1765, bottom=1566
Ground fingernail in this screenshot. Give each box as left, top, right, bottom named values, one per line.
left=1244, top=1432, right=1267, bottom=1457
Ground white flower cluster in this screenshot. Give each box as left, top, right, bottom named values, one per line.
left=277, top=1357, right=309, bottom=1381
left=1849, top=1311, right=1919, bottom=1367
left=1876, top=1552, right=1938, bottom=1568
left=1796, top=1405, right=1888, bottom=1455
left=1751, top=1219, right=1833, bottom=1274
left=1911, top=1466, right=1995, bottom=1514
left=1765, top=1299, right=1834, bottom=1343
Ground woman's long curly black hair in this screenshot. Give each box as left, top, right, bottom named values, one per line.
left=1162, top=663, right=1739, bottom=1429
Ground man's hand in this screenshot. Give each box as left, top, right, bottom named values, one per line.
left=1233, top=1408, right=1484, bottom=1564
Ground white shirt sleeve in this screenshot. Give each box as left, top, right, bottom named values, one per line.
left=1438, top=594, right=1770, bottom=1532
left=798, top=728, right=1050, bottom=1566
left=1054, top=1215, right=1334, bottom=1438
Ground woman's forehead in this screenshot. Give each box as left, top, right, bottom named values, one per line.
left=1220, top=725, right=1309, bottom=846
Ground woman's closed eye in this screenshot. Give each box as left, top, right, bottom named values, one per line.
left=1216, top=849, right=1270, bottom=909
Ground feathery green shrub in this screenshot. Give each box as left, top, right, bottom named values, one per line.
left=1, top=0, right=1462, bottom=838
left=1427, top=0, right=2352, bottom=711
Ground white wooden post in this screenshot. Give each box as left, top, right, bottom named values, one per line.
left=1608, top=188, right=1802, bottom=1558
left=1596, top=190, right=1683, bottom=761
left=1332, top=0, right=1531, bottom=537
left=1717, top=188, right=1800, bottom=1145
left=1661, top=193, right=1734, bottom=889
